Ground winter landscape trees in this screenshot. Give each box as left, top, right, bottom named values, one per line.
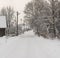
left=24, top=0, right=60, bottom=38
left=0, top=6, right=15, bottom=35
left=0, top=0, right=60, bottom=39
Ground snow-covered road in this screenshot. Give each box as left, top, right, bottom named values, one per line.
left=0, top=31, right=60, bottom=58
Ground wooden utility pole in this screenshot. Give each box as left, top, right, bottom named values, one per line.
left=52, top=0, right=56, bottom=37
left=16, top=11, right=20, bottom=36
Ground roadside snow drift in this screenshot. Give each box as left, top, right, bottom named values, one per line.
left=0, top=30, right=60, bottom=58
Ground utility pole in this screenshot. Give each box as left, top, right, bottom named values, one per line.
left=51, top=0, right=56, bottom=37
left=16, top=11, right=20, bottom=36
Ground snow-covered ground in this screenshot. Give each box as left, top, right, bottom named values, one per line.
left=0, top=30, right=60, bottom=58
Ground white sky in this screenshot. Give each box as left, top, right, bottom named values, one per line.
left=0, top=0, right=31, bottom=11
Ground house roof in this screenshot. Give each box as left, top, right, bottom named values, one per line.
left=0, top=16, right=6, bottom=28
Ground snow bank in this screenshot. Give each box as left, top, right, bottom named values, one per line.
left=0, top=30, right=60, bottom=58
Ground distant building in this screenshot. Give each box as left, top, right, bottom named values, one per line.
left=0, top=16, right=6, bottom=36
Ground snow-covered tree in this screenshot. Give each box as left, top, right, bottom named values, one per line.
left=0, top=6, right=15, bottom=35
left=24, top=0, right=50, bottom=37
left=24, top=0, right=60, bottom=38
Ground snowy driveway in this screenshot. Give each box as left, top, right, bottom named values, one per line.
left=0, top=31, right=60, bottom=58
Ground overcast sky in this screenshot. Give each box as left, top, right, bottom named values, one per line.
left=0, top=0, right=31, bottom=11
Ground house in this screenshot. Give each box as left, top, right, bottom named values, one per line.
left=0, top=16, right=6, bottom=36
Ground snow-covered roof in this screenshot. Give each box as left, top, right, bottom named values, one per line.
left=0, top=16, right=6, bottom=28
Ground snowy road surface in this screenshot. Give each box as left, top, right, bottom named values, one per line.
left=0, top=31, right=60, bottom=58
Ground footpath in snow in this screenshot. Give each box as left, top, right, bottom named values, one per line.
left=0, top=30, right=60, bottom=58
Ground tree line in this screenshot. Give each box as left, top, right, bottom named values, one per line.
left=24, top=0, right=60, bottom=38
left=0, top=6, right=31, bottom=36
